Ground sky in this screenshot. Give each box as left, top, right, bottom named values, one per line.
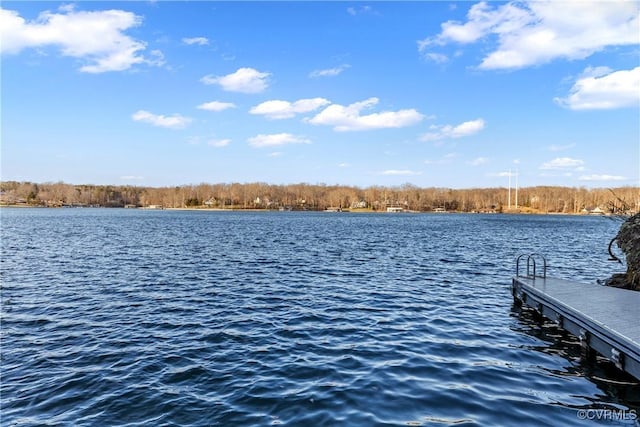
left=1, top=1, right=639, bottom=189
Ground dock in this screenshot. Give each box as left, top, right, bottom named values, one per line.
left=512, top=254, right=640, bottom=380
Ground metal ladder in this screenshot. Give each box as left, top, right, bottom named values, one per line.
left=515, top=253, right=547, bottom=279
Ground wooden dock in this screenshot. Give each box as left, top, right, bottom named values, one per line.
left=512, top=274, right=640, bottom=380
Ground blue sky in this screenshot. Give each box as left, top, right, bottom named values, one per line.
left=1, top=1, right=639, bottom=188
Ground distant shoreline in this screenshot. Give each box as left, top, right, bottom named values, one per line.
left=0, top=204, right=614, bottom=216
left=2, top=182, right=635, bottom=216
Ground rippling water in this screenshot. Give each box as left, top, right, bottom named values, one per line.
left=1, top=208, right=638, bottom=426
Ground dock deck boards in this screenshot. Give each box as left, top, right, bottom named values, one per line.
left=512, top=275, right=640, bottom=379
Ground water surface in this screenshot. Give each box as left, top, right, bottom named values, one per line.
left=1, top=209, right=637, bottom=426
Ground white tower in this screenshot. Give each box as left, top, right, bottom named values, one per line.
left=508, top=169, right=512, bottom=210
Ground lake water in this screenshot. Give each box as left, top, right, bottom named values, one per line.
left=1, top=208, right=638, bottom=426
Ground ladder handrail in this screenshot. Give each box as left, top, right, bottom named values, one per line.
left=516, top=253, right=547, bottom=279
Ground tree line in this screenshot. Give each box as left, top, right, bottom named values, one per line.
left=0, top=181, right=638, bottom=214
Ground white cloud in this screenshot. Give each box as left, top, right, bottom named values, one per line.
left=380, top=170, right=423, bottom=176
left=347, top=6, right=377, bottom=16
left=578, top=174, right=626, bottom=182
left=120, top=175, right=144, bottom=181
left=268, top=151, right=283, bottom=157
left=132, top=110, right=192, bottom=129
left=491, top=171, right=515, bottom=178
left=200, top=67, right=270, bottom=93
left=420, top=118, right=486, bottom=141
left=208, top=138, right=231, bottom=147
left=0, top=7, right=157, bottom=73
left=468, top=157, right=489, bottom=166
left=539, top=157, right=584, bottom=170
left=197, top=101, right=236, bottom=112
left=248, top=133, right=311, bottom=148
left=418, top=1, right=639, bottom=70
left=147, top=49, right=165, bottom=67
left=423, top=53, right=449, bottom=64
left=555, top=66, right=640, bottom=110
left=250, top=98, right=330, bottom=119
left=182, top=37, right=209, bottom=46
left=58, top=4, right=76, bottom=13
left=307, top=97, right=424, bottom=132
left=309, top=64, right=351, bottom=78
left=339, top=162, right=350, bottom=168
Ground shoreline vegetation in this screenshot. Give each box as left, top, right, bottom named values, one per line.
left=1, top=181, right=638, bottom=215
